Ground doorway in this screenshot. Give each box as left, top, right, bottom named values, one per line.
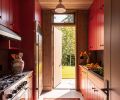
left=53, top=26, right=76, bottom=90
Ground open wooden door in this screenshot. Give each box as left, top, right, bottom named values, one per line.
left=53, top=26, right=62, bottom=88
left=105, top=0, right=120, bottom=100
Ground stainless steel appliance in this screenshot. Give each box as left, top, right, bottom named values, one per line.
left=0, top=74, right=29, bottom=100
left=35, top=22, right=43, bottom=100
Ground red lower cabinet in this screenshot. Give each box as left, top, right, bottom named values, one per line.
left=87, top=78, right=106, bottom=100
left=79, top=66, right=88, bottom=99
left=79, top=66, right=107, bottom=100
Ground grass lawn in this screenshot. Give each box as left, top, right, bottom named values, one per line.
left=62, top=66, right=75, bottom=79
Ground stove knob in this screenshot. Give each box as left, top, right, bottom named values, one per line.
left=17, top=86, right=21, bottom=90
left=6, top=94, right=12, bottom=99
left=12, top=90, right=17, bottom=94
left=23, top=81, right=27, bottom=85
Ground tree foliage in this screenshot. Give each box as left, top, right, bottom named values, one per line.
left=58, top=27, right=75, bottom=66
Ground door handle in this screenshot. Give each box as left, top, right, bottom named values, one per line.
left=101, top=80, right=112, bottom=100
left=36, top=88, right=38, bottom=90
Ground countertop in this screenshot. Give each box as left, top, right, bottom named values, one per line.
left=79, top=65, right=104, bottom=80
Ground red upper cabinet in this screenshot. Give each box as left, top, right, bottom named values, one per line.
left=1, top=0, right=10, bottom=27
left=97, top=8, right=104, bottom=50
left=88, top=0, right=104, bottom=50
left=7, top=0, right=20, bottom=33
left=9, top=0, right=14, bottom=29
left=0, top=0, right=21, bottom=49
left=0, top=0, right=19, bottom=32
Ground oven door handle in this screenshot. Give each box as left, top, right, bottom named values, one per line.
left=12, top=87, right=28, bottom=100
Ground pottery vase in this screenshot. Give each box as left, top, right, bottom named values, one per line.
left=12, top=58, right=24, bottom=74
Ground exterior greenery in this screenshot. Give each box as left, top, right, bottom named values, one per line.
left=58, top=27, right=75, bottom=66
left=62, top=66, right=75, bottom=79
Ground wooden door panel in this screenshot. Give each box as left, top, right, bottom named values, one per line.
left=54, top=27, right=62, bottom=88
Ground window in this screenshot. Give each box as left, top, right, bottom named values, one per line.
left=53, top=14, right=75, bottom=24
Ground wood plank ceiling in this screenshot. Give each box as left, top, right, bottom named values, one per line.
left=39, top=0, right=93, bottom=10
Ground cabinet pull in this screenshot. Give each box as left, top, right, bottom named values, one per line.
left=94, top=89, right=98, bottom=92
left=92, top=87, right=95, bottom=90
left=100, top=44, right=104, bottom=46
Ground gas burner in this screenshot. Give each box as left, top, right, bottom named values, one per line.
left=0, top=82, right=8, bottom=90
left=0, top=73, right=25, bottom=91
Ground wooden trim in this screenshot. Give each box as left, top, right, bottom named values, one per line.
left=42, top=10, right=53, bottom=91
left=51, top=13, right=76, bottom=25
left=76, top=10, right=88, bottom=91
left=52, top=23, right=75, bottom=26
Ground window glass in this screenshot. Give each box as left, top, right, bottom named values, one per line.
left=53, top=14, right=74, bottom=23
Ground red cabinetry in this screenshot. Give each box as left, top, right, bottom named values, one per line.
left=79, top=66, right=88, bottom=99
left=9, top=0, right=14, bottom=29
left=0, top=0, right=21, bottom=49
left=88, top=0, right=104, bottom=50
left=0, top=0, right=20, bottom=32
left=78, top=66, right=107, bottom=100
left=0, top=0, right=10, bottom=27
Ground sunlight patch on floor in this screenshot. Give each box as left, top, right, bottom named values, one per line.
left=39, top=90, right=84, bottom=100
left=56, top=79, right=75, bottom=89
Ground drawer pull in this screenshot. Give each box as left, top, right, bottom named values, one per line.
left=92, top=87, right=95, bottom=90
left=94, top=89, right=98, bottom=92
left=100, top=44, right=104, bottom=46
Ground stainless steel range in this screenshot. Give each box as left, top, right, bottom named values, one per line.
left=0, top=72, right=31, bottom=100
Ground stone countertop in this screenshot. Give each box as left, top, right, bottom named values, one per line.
left=79, top=65, right=104, bottom=80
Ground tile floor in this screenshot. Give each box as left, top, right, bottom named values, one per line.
left=56, top=79, right=75, bottom=89
left=39, top=90, right=84, bottom=100
left=39, top=79, right=84, bottom=100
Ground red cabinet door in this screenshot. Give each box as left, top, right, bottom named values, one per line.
left=88, top=0, right=104, bottom=50
left=1, top=0, right=10, bottom=27
left=99, top=7, right=104, bottom=50
left=88, top=18, right=92, bottom=50
left=89, top=15, right=97, bottom=50
left=9, top=0, right=14, bottom=29
left=80, top=67, right=88, bottom=99
left=87, top=78, right=94, bottom=99
left=12, top=0, right=20, bottom=33
left=96, top=5, right=104, bottom=50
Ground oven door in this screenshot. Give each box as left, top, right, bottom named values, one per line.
left=12, top=88, right=29, bottom=100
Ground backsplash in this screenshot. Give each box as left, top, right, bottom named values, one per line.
left=0, top=50, right=9, bottom=74
left=89, top=50, right=104, bottom=67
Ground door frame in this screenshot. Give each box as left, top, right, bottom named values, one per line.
left=52, top=24, right=77, bottom=89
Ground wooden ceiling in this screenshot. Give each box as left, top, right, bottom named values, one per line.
left=39, top=0, right=93, bottom=10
